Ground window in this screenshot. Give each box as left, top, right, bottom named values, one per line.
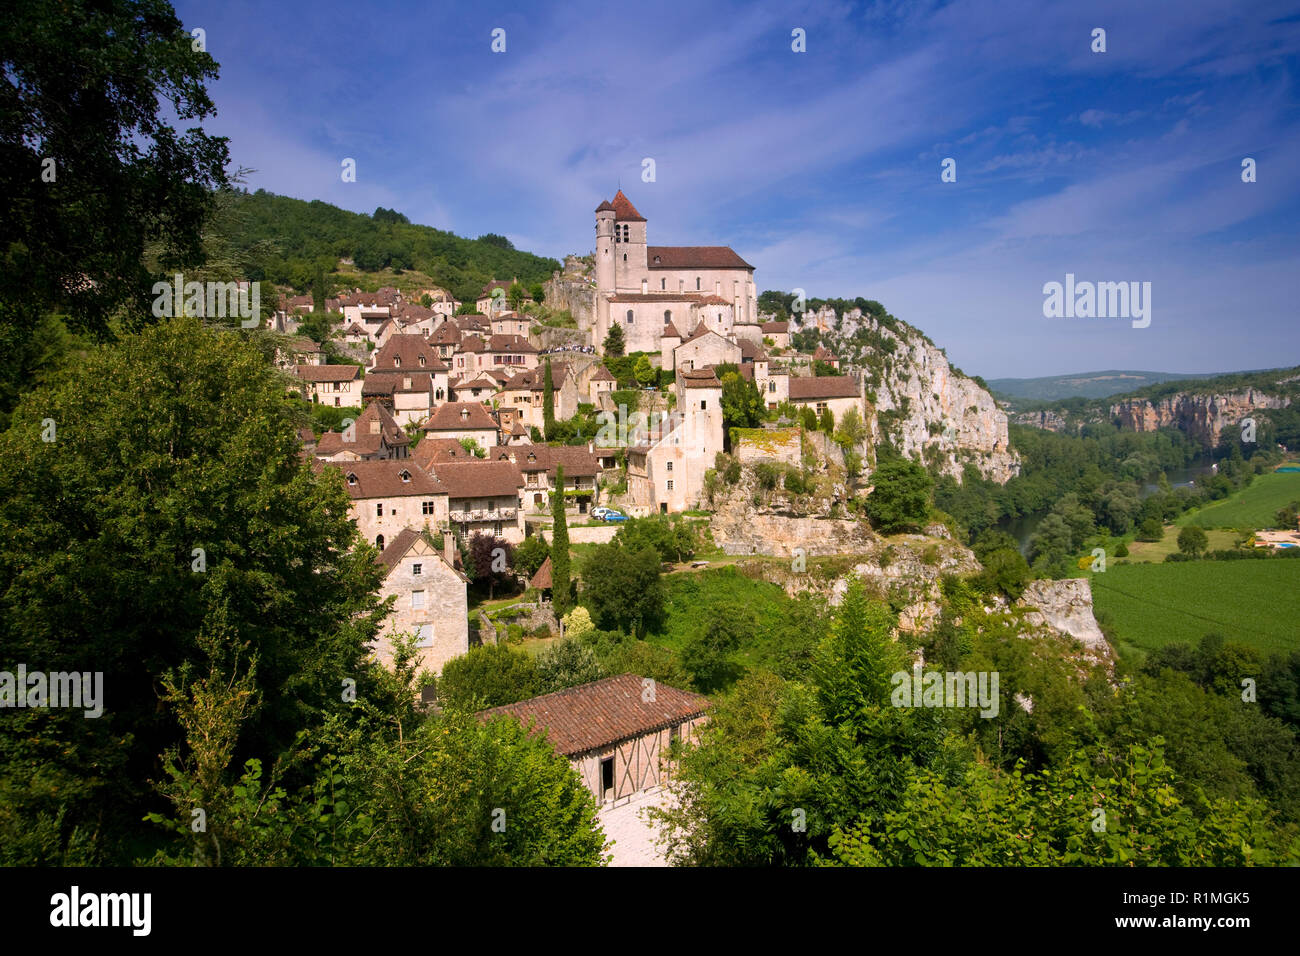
left=666, top=461, right=673, bottom=471
left=700, top=400, right=707, bottom=410
left=422, top=501, right=436, bottom=515
left=412, top=563, right=423, bottom=575
left=411, top=590, right=425, bottom=610
left=375, top=534, right=385, bottom=549
left=660, top=278, right=666, bottom=290
left=600, top=757, right=615, bottom=800
left=696, top=277, right=701, bottom=290
left=664, top=310, right=671, bottom=324
left=769, top=381, right=776, bottom=393
left=626, top=310, right=634, bottom=325
left=666, top=479, right=674, bottom=491
left=670, top=724, right=680, bottom=745
left=415, top=624, right=434, bottom=647
left=622, top=253, right=627, bottom=262
left=399, top=470, right=411, bottom=483
left=376, top=503, right=384, bottom=516
left=394, top=356, right=401, bottom=367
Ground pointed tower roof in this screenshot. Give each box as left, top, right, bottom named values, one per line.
left=595, top=199, right=615, bottom=213
left=610, top=190, right=645, bottom=222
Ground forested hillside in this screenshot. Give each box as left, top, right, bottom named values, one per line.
left=219, top=190, right=561, bottom=302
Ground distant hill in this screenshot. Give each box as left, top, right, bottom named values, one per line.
left=988, top=370, right=1222, bottom=402
left=218, top=189, right=561, bottom=304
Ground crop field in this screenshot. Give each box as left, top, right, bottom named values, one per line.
left=1179, top=470, right=1300, bottom=530
left=1090, top=559, right=1300, bottom=659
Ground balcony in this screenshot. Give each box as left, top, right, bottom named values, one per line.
left=450, top=508, right=518, bottom=523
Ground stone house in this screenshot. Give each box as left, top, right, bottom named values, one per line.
left=420, top=401, right=501, bottom=449
left=626, top=369, right=724, bottom=514
left=325, top=459, right=449, bottom=551
left=315, top=400, right=411, bottom=462
left=427, top=459, right=526, bottom=544
left=494, top=363, right=579, bottom=435
left=498, top=444, right=602, bottom=514
left=788, top=375, right=863, bottom=423
left=296, top=364, right=361, bottom=407
left=481, top=674, right=709, bottom=806
left=374, top=528, right=468, bottom=676
left=490, top=311, right=531, bottom=338
left=761, top=320, right=791, bottom=349
left=475, top=278, right=517, bottom=315
left=362, top=371, right=439, bottom=427
left=275, top=336, right=324, bottom=371
left=673, top=327, right=741, bottom=375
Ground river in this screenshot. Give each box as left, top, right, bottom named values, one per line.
left=999, top=456, right=1217, bottom=555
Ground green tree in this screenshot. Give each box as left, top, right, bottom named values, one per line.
left=436, top=644, right=541, bottom=710
left=508, top=281, right=527, bottom=311
left=0, top=316, right=387, bottom=862
left=542, top=358, right=555, bottom=437
left=603, top=323, right=625, bottom=357
left=536, top=639, right=604, bottom=694
left=1178, top=525, right=1209, bottom=558
left=864, top=457, right=934, bottom=534
left=717, top=364, right=764, bottom=438
left=0, top=0, right=232, bottom=415
left=514, top=533, right=550, bottom=581
left=580, top=544, right=664, bottom=635
left=681, top=604, right=754, bottom=692
left=818, top=407, right=835, bottom=434
left=551, top=466, right=572, bottom=616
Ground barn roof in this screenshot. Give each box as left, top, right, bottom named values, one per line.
left=480, top=674, right=709, bottom=756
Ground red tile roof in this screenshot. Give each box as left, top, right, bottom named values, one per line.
left=422, top=401, right=499, bottom=432
left=373, top=334, right=447, bottom=372
left=788, top=376, right=861, bottom=400
left=323, top=459, right=445, bottom=499
left=412, top=437, right=473, bottom=470
left=610, top=190, right=645, bottom=222
left=681, top=368, right=722, bottom=389
left=486, top=333, right=538, bottom=354
left=315, top=402, right=409, bottom=457
left=296, top=364, right=360, bottom=382
left=430, top=460, right=523, bottom=499
left=481, top=674, right=709, bottom=756
left=647, top=246, right=753, bottom=270
left=528, top=555, right=553, bottom=590
left=376, top=528, right=465, bottom=582
left=507, top=444, right=600, bottom=478
left=761, top=321, right=789, bottom=333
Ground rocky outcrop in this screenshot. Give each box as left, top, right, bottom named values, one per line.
left=543, top=271, right=597, bottom=335
left=806, top=309, right=1019, bottom=484
left=713, top=512, right=875, bottom=557
left=1109, top=388, right=1289, bottom=444
left=1013, top=409, right=1069, bottom=432
left=1016, top=578, right=1114, bottom=669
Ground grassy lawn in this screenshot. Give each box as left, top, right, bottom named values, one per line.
left=1124, top=526, right=1240, bottom=562
left=1177, top=470, right=1300, bottom=530
left=1089, top=559, right=1300, bottom=660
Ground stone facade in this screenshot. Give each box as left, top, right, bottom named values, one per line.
left=374, top=530, right=468, bottom=675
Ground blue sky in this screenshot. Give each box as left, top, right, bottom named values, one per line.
left=175, top=0, right=1300, bottom=379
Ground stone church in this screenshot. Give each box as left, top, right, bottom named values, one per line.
left=592, top=191, right=759, bottom=359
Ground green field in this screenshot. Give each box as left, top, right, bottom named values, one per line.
left=1124, top=526, right=1239, bottom=562
left=1178, top=470, right=1300, bottom=530
left=1089, top=559, right=1300, bottom=659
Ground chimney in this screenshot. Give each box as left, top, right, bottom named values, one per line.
left=443, top=529, right=456, bottom=568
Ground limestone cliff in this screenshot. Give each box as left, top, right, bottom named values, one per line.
left=542, top=266, right=597, bottom=335
left=1109, top=388, right=1290, bottom=444
left=803, top=309, right=1020, bottom=484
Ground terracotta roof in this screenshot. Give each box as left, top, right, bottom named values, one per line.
left=316, top=402, right=409, bottom=457
left=481, top=674, right=709, bottom=756
left=458, top=334, right=486, bottom=353
left=681, top=369, right=721, bottom=389
left=737, top=339, right=766, bottom=360
left=813, top=345, right=835, bottom=361
left=363, top=370, right=435, bottom=397
left=647, top=246, right=753, bottom=270
left=529, top=555, right=553, bottom=590
left=373, top=334, right=447, bottom=372
left=788, top=376, right=860, bottom=400
left=412, top=437, right=473, bottom=469
left=697, top=295, right=731, bottom=305
left=430, top=322, right=462, bottom=346
left=480, top=279, right=514, bottom=296
left=761, top=321, right=789, bottom=333
left=500, top=363, right=569, bottom=392
left=511, top=445, right=599, bottom=479
left=595, top=200, right=616, bottom=213
left=610, top=190, right=645, bottom=222
left=431, top=460, right=523, bottom=499
left=296, top=364, right=359, bottom=382
left=324, top=459, right=445, bottom=499
left=588, top=365, right=616, bottom=382
left=422, top=402, right=499, bottom=432
left=662, top=321, right=683, bottom=339
left=486, top=333, right=538, bottom=354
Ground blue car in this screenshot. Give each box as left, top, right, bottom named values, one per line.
left=602, top=511, right=629, bottom=522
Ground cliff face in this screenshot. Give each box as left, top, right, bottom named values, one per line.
left=542, top=271, right=596, bottom=334
left=1012, top=409, right=1069, bottom=432
left=813, top=310, right=1019, bottom=484
left=1109, top=388, right=1290, bottom=444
